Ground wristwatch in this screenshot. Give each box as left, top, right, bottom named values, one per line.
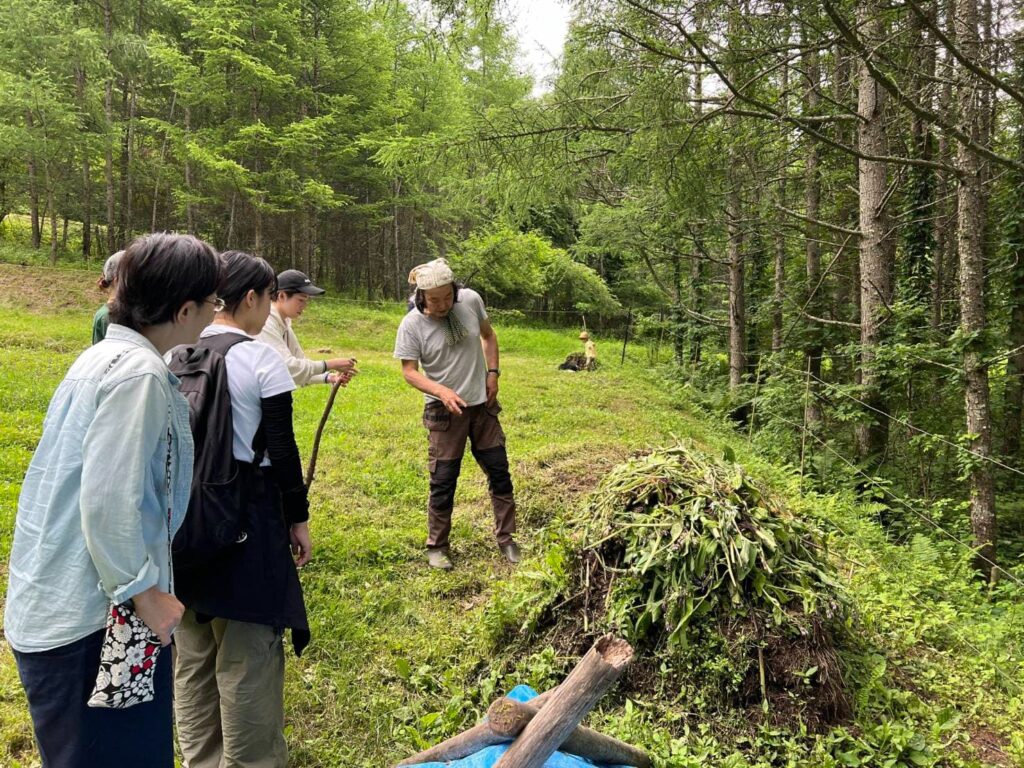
left=487, top=368, right=500, bottom=377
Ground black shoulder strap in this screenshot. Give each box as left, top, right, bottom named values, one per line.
left=198, top=332, right=267, bottom=466
left=197, top=332, right=254, bottom=356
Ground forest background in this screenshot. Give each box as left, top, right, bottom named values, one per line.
left=2, top=0, right=1024, bottom=763
left=3, top=0, right=1024, bottom=583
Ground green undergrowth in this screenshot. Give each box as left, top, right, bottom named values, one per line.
left=0, top=253, right=1021, bottom=767
left=480, top=448, right=1024, bottom=767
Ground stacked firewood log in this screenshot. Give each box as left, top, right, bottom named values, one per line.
left=396, top=635, right=649, bottom=768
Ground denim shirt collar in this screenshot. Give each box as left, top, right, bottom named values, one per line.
left=104, top=323, right=182, bottom=386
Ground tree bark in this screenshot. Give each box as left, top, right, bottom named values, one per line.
left=47, top=171, right=58, bottom=263
left=183, top=105, right=196, bottom=234
left=151, top=92, right=176, bottom=233
left=393, top=178, right=402, bottom=299
left=727, top=158, right=745, bottom=389
left=491, top=698, right=651, bottom=768
left=494, top=635, right=633, bottom=768
left=395, top=690, right=557, bottom=767
left=803, top=30, right=823, bottom=432
left=854, top=0, right=895, bottom=467
left=771, top=42, right=789, bottom=355
left=104, top=0, right=116, bottom=253
left=1004, top=35, right=1024, bottom=460
left=905, top=2, right=937, bottom=312
left=955, top=0, right=997, bottom=581
left=26, top=111, right=41, bottom=250
left=75, top=62, right=92, bottom=260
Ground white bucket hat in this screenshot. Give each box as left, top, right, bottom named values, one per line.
left=409, top=258, right=455, bottom=290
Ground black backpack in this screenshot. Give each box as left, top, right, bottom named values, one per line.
left=168, top=333, right=264, bottom=569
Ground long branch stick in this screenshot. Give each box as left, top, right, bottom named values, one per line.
left=304, top=378, right=343, bottom=488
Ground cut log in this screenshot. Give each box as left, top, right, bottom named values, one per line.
left=494, top=635, right=634, bottom=768
left=494, top=698, right=651, bottom=768
left=487, top=697, right=534, bottom=738
left=394, top=689, right=559, bottom=767
left=395, top=720, right=506, bottom=767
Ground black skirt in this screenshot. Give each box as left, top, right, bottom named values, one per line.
left=175, top=466, right=310, bottom=656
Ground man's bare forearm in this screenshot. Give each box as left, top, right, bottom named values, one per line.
left=403, top=365, right=447, bottom=399
left=481, top=331, right=499, bottom=371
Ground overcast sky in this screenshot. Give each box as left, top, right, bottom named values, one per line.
left=506, top=0, right=572, bottom=95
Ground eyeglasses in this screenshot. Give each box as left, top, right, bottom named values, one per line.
left=204, top=297, right=226, bottom=312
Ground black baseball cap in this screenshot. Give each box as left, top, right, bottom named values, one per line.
left=277, top=269, right=325, bottom=296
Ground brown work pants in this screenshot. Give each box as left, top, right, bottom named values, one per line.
left=423, top=399, right=516, bottom=549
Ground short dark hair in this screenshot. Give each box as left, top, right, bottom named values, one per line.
left=110, top=233, right=221, bottom=330
left=218, top=250, right=277, bottom=313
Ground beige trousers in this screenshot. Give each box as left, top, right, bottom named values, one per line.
left=174, top=610, right=287, bottom=768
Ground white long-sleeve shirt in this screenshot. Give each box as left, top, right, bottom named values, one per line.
left=257, top=305, right=330, bottom=387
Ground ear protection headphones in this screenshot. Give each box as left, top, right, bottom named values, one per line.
left=414, top=283, right=460, bottom=312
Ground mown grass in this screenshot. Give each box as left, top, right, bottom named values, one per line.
left=1, top=251, right=1022, bottom=768
left=0, top=258, right=697, bottom=766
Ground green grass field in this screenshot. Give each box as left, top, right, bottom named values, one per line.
left=0, top=260, right=697, bottom=766
left=1, top=257, right=1022, bottom=768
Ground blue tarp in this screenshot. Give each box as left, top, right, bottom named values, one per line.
left=407, top=685, right=630, bottom=768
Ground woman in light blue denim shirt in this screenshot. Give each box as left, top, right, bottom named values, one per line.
left=4, top=233, right=221, bottom=768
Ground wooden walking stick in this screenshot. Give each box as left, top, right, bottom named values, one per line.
left=304, top=377, right=344, bottom=489
left=494, top=634, right=634, bottom=768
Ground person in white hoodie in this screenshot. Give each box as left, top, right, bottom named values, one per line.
left=257, top=269, right=357, bottom=387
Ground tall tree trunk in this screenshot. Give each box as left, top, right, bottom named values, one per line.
left=103, top=0, right=116, bottom=253
left=1004, top=255, right=1024, bottom=459
left=26, top=111, right=41, bottom=250
left=933, top=62, right=951, bottom=335
left=688, top=234, right=706, bottom=364
left=956, top=0, right=997, bottom=580
left=47, top=169, right=58, bottom=264
left=76, top=64, right=93, bottom=259
left=673, top=253, right=687, bottom=365
left=183, top=105, right=196, bottom=234
left=771, top=46, right=788, bottom=355
left=905, top=4, right=937, bottom=312
left=393, top=178, right=402, bottom=299
left=854, top=1, right=895, bottom=467
left=803, top=34, right=823, bottom=432
left=226, top=191, right=237, bottom=249
left=1004, top=35, right=1024, bottom=460
left=120, top=80, right=136, bottom=242
left=727, top=175, right=745, bottom=389
left=151, top=93, right=176, bottom=233
left=726, top=10, right=745, bottom=390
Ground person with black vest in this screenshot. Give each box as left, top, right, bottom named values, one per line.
left=172, top=251, right=310, bottom=768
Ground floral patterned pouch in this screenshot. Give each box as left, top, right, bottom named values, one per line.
left=87, top=602, right=163, bottom=709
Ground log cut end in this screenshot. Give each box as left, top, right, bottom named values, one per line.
left=487, top=697, right=532, bottom=738
left=595, top=634, right=634, bottom=668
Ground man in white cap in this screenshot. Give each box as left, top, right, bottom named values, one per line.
left=394, top=258, right=520, bottom=570
left=259, top=269, right=357, bottom=386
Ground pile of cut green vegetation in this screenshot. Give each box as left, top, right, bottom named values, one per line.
left=494, top=443, right=852, bottom=730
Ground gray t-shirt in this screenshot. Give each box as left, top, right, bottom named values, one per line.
left=394, top=288, right=489, bottom=406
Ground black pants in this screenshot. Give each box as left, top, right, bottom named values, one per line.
left=13, top=628, right=174, bottom=767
